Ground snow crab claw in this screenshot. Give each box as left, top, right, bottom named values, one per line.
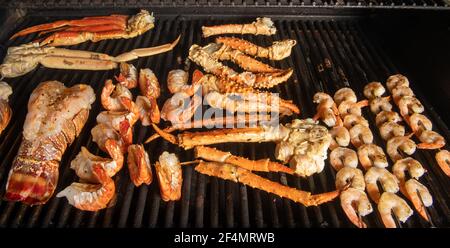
left=202, top=17, right=276, bottom=37
left=57, top=164, right=115, bottom=211
left=11, top=10, right=155, bottom=47
left=195, top=161, right=340, bottom=207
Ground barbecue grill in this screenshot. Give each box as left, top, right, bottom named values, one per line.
left=0, top=0, right=449, bottom=228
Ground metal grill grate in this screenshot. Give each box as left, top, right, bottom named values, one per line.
left=0, top=14, right=449, bottom=228
left=1, top=0, right=449, bottom=9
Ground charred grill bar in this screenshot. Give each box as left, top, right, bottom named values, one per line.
left=0, top=1, right=449, bottom=228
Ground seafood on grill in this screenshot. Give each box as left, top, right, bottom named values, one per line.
left=349, top=124, right=373, bottom=148
left=136, top=68, right=161, bottom=124
left=101, top=79, right=133, bottom=111
left=402, top=179, right=433, bottom=222
left=397, top=96, right=424, bottom=119
left=386, top=74, right=409, bottom=92
left=357, top=144, right=388, bottom=170
left=392, top=157, right=425, bottom=186
left=313, top=92, right=341, bottom=127
left=57, top=164, right=115, bottom=211
left=70, top=146, right=123, bottom=183
left=194, top=146, right=295, bottom=175
left=202, top=42, right=286, bottom=73
left=375, top=111, right=402, bottom=127
left=202, top=17, right=276, bottom=37
left=379, top=121, right=405, bottom=141
left=363, top=82, right=385, bottom=100
left=329, top=147, right=358, bottom=171
left=178, top=119, right=331, bottom=177
left=416, top=130, right=445, bottom=149
left=334, top=88, right=357, bottom=106
left=167, top=69, right=194, bottom=95
left=0, top=81, right=12, bottom=135
left=0, top=35, right=180, bottom=78
left=91, top=124, right=126, bottom=153
left=391, top=86, right=414, bottom=104
left=378, top=192, right=413, bottom=228
left=115, top=62, right=138, bottom=89
left=11, top=10, right=155, bottom=47
left=215, top=37, right=296, bottom=61
left=195, top=161, right=340, bottom=207
left=343, top=114, right=368, bottom=130
left=435, top=150, right=450, bottom=177
left=127, top=144, right=152, bottom=187
left=408, top=113, right=432, bottom=133
left=338, top=100, right=368, bottom=117
left=340, top=188, right=373, bottom=228
left=365, top=167, right=399, bottom=204
left=5, top=81, right=95, bottom=205
left=96, top=97, right=140, bottom=148
left=329, top=126, right=350, bottom=150
left=188, top=44, right=293, bottom=90
left=335, top=167, right=365, bottom=191
left=155, top=152, right=182, bottom=201
left=369, top=96, right=392, bottom=114
left=386, top=135, right=416, bottom=162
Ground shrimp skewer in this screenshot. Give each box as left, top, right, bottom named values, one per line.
left=349, top=124, right=373, bottom=148
left=435, top=150, right=450, bottom=177
left=334, top=87, right=357, bottom=105
left=386, top=136, right=416, bottom=162
left=357, top=144, right=388, bottom=170
left=417, top=130, right=445, bottom=149
left=329, top=147, right=358, bottom=171
left=363, top=82, right=385, bottom=100
left=403, top=179, right=433, bottom=222
left=378, top=192, right=413, bottom=228
left=335, top=167, right=365, bottom=191
left=369, top=96, right=392, bottom=114
left=365, top=167, right=399, bottom=203
left=340, top=188, right=373, bottom=228
left=329, top=126, right=350, bottom=150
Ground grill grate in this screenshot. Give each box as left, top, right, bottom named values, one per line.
left=1, top=0, right=449, bottom=9
left=0, top=14, right=449, bottom=228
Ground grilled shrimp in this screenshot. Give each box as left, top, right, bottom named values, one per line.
left=91, top=123, right=126, bottom=153
left=391, top=85, right=414, bottom=104
left=57, top=164, right=115, bottom=211
left=365, top=167, right=399, bottom=204
left=167, top=69, right=188, bottom=94
left=408, top=113, right=432, bottom=133
left=340, top=188, right=373, bottom=228
left=334, top=87, right=357, bottom=105
left=313, top=92, right=335, bottom=108
left=398, top=96, right=424, bottom=118
left=404, top=179, right=433, bottom=222
left=139, top=68, right=160, bottom=100
left=70, top=146, right=123, bottom=183
left=329, top=126, right=350, bottom=149
left=349, top=124, right=374, bottom=148
left=357, top=144, right=388, bottom=170
left=387, top=136, right=416, bottom=162
left=127, top=144, right=152, bottom=187
left=101, top=79, right=133, bottom=111
left=155, top=152, right=182, bottom=201
left=335, top=167, right=365, bottom=191
left=435, top=150, right=450, bottom=177
left=363, top=82, right=385, bottom=99
left=369, top=96, right=392, bottom=114
left=379, top=121, right=405, bottom=141
left=161, top=91, right=202, bottom=126
left=378, top=192, right=413, bottom=228
left=417, top=130, right=445, bottom=149
left=375, top=111, right=402, bottom=127
left=329, top=147, right=358, bottom=171
left=343, top=114, right=369, bottom=130
left=392, top=157, right=425, bottom=185
left=386, top=74, right=409, bottom=92
left=338, top=100, right=368, bottom=117
left=115, top=62, right=138, bottom=89
left=136, top=95, right=160, bottom=125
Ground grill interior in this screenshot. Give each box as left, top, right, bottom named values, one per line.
left=0, top=11, right=449, bottom=228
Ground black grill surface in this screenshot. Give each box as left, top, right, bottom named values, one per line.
left=0, top=13, right=449, bottom=228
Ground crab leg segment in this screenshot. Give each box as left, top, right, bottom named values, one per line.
left=194, top=146, right=295, bottom=175
left=195, top=162, right=339, bottom=207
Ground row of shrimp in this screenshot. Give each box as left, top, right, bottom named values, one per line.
left=314, top=88, right=376, bottom=228
left=385, top=74, right=449, bottom=177
left=57, top=63, right=183, bottom=210
left=363, top=80, right=434, bottom=227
